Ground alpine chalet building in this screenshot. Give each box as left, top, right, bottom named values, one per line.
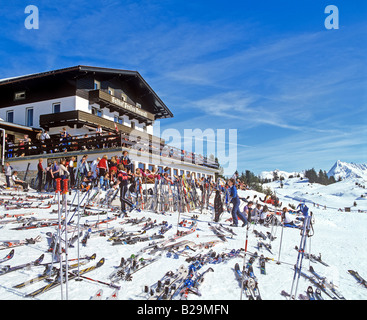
left=0, top=65, right=218, bottom=181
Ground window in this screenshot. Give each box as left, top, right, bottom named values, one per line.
left=148, top=164, right=154, bottom=172
left=14, top=91, right=26, bottom=101
left=6, top=111, right=14, bottom=123
left=138, top=163, right=145, bottom=170
left=94, top=80, right=101, bottom=90
left=173, top=169, right=178, bottom=176
left=92, top=107, right=103, bottom=117
left=53, top=103, right=61, bottom=113
left=180, top=170, right=184, bottom=176
left=114, top=116, right=123, bottom=124
left=26, top=108, right=33, bottom=127
left=131, top=121, right=135, bottom=129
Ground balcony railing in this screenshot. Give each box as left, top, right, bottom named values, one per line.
left=4, top=131, right=219, bottom=169
left=89, top=90, right=155, bottom=123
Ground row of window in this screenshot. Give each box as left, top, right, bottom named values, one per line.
left=91, top=106, right=146, bottom=130
left=7, top=101, right=146, bottom=132
left=136, top=162, right=211, bottom=179
left=6, top=103, right=61, bottom=126
left=93, top=80, right=142, bottom=109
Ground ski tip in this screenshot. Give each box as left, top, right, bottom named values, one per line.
left=37, top=254, right=45, bottom=263
left=97, top=258, right=105, bottom=267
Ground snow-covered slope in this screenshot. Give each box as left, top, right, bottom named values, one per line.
left=0, top=180, right=366, bottom=302
left=327, top=160, right=367, bottom=181
left=259, top=169, right=304, bottom=181
left=264, top=175, right=367, bottom=211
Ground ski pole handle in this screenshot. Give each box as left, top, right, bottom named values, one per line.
left=63, top=179, right=69, bottom=194
left=55, top=178, right=62, bottom=193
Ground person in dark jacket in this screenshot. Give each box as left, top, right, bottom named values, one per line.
left=228, top=178, right=247, bottom=227
left=37, top=158, right=45, bottom=192
left=214, top=189, right=223, bottom=222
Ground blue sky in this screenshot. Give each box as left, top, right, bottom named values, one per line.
left=1, top=0, right=366, bottom=175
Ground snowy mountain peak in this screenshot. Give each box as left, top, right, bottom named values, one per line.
left=259, top=169, right=304, bottom=180
left=327, top=160, right=367, bottom=181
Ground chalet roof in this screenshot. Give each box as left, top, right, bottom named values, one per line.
left=0, top=65, right=173, bottom=119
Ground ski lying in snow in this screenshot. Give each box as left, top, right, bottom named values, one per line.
left=306, top=286, right=315, bottom=300
left=90, top=289, right=103, bottom=300
left=0, top=249, right=14, bottom=264
left=0, top=254, right=44, bottom=276
left=11, top=221, right=58, bottom=230
left=39, top=253, right=97, bottom=267
left=124, top=254, right=162, bottom=281
left=106, top=289, right=119, bottom=300
left=259, top=255, right=266, bottom=275
left=234, top=263, right=255, bottom=300
left=156, top=265, right=188, bottom=300
left=314, top=288, right=323, bottom=300
left=26, top=258, right=105, bottom=298
left=348, top=270, right=367, bottom=289
left=180, top=267, right=214, bottom=300
left=145, top=270, right=175, bottom=299
left=13, top=260, right=90, bottom=289
left=300, top=271, right=339, bottom=300
left=309, top=266, right=346, bottom=300
left=0, top=235, right=42, bottom=250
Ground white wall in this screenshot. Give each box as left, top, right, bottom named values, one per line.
left=1, top=95, right=157, bottom=136
left=0, top=96, right=77, bottom=128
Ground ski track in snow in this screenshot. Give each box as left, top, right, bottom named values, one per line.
left=0, top=177, right=366, bottom=300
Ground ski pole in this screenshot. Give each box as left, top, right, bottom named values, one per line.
left=78, top=275, right=121, bottom=289
left=277, top=218, right=285, bottom=265
left=289, top=215, right=311, bottom=299
left=55, top=178, right=63, bottom=300
left=76, top=186, right=82, bottom=282
left=240, top=222, right=250, bottom=300
left=63, top=179, right=69, bottom=300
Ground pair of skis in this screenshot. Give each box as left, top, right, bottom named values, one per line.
left=234, top=263, right=261, bottom=300
left=25, top=258, right=105, bottom=298
left=0, top=253, right=44, bottom=276
left=90, top=288, right=119, bottom=300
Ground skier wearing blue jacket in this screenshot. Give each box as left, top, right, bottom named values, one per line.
left=228, top=179, right=248, bottom=227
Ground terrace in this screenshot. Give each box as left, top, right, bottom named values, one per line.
left=4, top=129, right=219, bottom=170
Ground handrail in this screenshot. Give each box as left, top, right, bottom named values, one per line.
left=5, top=131, right=219, bottom=169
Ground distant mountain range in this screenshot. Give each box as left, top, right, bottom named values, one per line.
left=259, top=169, right=304, bottom=181
left=327, top=160, right=367, bottom=181
left=259, top=160, right=367, bottom=182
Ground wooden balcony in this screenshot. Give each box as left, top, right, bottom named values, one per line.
left=39, top=110, right=163, bottom=145
left=89, top=89, right=155, bottom=123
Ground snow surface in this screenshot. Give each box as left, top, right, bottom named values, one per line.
left=259, top=169, right=304, bottom=181
left=0, top=176, right=367, bottom=301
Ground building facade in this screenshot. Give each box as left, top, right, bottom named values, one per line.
left=0, top=66, right=218, bottom=180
